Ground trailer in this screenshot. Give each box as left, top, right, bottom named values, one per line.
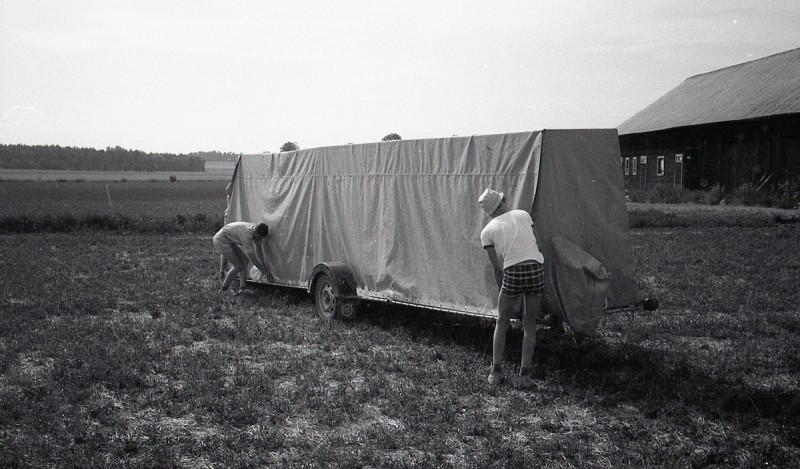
left=229, top=129, right=656, bottom=335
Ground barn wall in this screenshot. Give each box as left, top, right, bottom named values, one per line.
left=618, top=113, right=800, bottom=191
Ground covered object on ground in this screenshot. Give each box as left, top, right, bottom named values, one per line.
left=228, top=129, right=639, bottom=334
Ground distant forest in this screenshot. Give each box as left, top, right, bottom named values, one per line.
left=188, top=151, right=241, bottom=162
left=0, top=144, right=207, bottom=172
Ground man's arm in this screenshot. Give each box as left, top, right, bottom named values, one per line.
left=485, top=246, right=504, bottom=289
left=239, top=242, right=266, bottom=273
left=250, top=242, right=269, bottom=274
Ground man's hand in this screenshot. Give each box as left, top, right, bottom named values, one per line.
left=485, top=246, right=504, bottom=290
left=257, top=264, right=274, bottom=282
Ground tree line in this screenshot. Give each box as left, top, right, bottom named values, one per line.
left=278, top=133, right=402, bottom=152
left=0, top=144, right=205, bottom=172
left=187, top=151, right=241, bottom=162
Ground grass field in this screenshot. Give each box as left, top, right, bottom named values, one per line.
left=1, top=180, right=799, bottom=467
left=627, top=202, right=800, bottom=227
left=0, top=180, right=229, bottom=219
left=0, top=162, right=236, bottom=182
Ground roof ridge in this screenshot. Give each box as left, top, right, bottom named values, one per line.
left=618, top=46, right=800, bottom=135
left=686, top=46, right=800, bottom=81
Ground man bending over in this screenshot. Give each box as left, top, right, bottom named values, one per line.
left=479, top=188, right=545, bottom=389
left=213, top=221, right=271, bottom=292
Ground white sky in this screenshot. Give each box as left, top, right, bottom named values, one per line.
left=1, top=1, right=799, bottom=154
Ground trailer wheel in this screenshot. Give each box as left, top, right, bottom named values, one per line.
left=314, top=273, right=338, bottom=320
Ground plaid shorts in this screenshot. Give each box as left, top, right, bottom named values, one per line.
left=501, top=261, right=544, bottom=296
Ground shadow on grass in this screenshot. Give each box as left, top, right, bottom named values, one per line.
left=251, top=284, right=800, bottom=447
left=536, top=337, right=800, bottom=444
left=250, top=282, right=494, bottom=351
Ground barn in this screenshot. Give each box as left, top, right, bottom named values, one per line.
left=617, top=47, right=800, bottom=193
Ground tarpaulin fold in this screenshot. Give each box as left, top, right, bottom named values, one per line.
left=548, top=236, right=610, bottom=334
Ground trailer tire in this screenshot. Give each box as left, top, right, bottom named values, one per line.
left=314, top=273, right=338, bottom=320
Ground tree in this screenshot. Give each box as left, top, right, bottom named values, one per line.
left=280, top=142, right=300, bottom=152
left=0, top=143, right=204, bottom=172
left=381, top=133, right=402, bottom=141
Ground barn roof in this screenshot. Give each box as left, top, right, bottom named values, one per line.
left=618, top=47, right=800, bottom=135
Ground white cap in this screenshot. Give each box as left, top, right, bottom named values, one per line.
left=478, top=188, right=503, bottom=216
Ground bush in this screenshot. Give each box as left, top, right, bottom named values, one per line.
left=728, top=181, right=800, bottom=209
left=626, top=189, right=651, bottom=203
left=653, top=184, right=684, bottom=204
left=775, top=180, right=800, bottom=209
left=628, top=184, right=711, bottom=204
left=709, top=184, right=725, bottom=205
left=627, top=181, right=799, bottom=209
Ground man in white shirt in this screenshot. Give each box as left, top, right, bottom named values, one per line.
left=213, top=221, right=271, bottom=292
left=479, top=188, right=544, bottom=388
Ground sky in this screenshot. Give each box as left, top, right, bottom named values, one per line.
left=1, top=1, right=799, bottom=155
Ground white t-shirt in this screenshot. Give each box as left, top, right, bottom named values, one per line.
left=480, top=210, right=544, bottom=269
left=215, top=222, right=257, bottom=256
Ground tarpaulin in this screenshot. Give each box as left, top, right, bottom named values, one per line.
left=532, top=129, right=639, bottom=327
left=229, top=129, right=638, bottom=323
left=548, top=236, right=610, bottom=334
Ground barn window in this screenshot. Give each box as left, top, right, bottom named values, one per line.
left=624, top=157, right=630, bottom=175
left=632, top=157, right=638, bottom=175
left=656, top=156, right=665, bottom=176
left=675, top=154, right=683, bottom=163
left=640, top=156, right=647, bottom=165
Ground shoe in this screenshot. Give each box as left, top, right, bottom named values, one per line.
left=517, top=374, right=537, bottom=389
left=234, top=286, right=252, bottom=296
left=487, top=371, right=504, bottom=385
left=517, top=367, right=538, bottom=390
left=487, top=364, right=504, bottom=385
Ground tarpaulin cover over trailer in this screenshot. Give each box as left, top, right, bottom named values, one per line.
left=229, top=129, right=639, bottom=333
